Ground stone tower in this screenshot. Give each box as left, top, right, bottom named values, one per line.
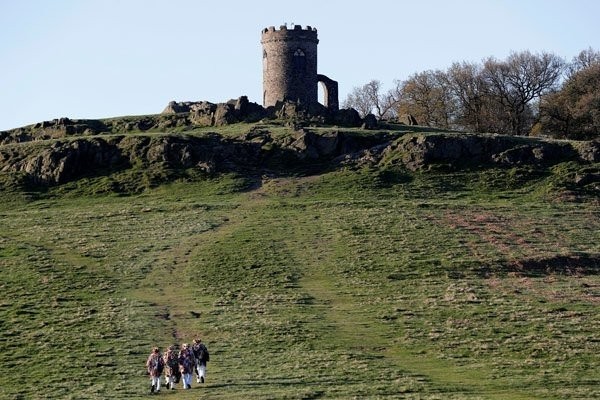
left=261, top=24, right=338, bottom=111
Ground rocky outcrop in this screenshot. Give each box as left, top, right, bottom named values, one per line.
left=0, top=138, right=124, bottom=184
left=332, top=108, right=362, bottom=127
left=0, top=97, right=377, bottom=147
left=0, top=118, right=109, bottom=145
left=163, top=98, right=369, bottom=128
left=0, top=134, right=266, bottom=185
left=397, top=114, right=418, bottom=126
left=574, top=140, right=600, bottom=162
left=0, top=128, right=398, bottom=185
left=382, top=133, right=581, bottom=171
left=1, top=126, right=597, bottom=187
left=362, top=114, right=378, bottom=130
left=288, top=129, right=340, bottom=160
left=163, top=96, right=267, bottom=127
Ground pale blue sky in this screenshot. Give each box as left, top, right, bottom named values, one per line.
left=1, top=0, right=599, bottom=130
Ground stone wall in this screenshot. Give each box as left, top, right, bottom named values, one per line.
left=261, top=25, right=319, bottom=108
left=317, top=74, right=339, bottom=111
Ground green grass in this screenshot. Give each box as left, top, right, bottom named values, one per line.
left=1, top=161, right=599, bottom=399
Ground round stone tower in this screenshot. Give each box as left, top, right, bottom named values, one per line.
left=261, top=25, right=319, bottom=108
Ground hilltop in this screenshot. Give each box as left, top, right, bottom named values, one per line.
left=1, top=100, right=599, bottom=200
left=0, top=105, right=599, bottom=399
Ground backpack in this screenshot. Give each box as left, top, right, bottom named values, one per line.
left=200, top=344, right=210, bottom=362
left=194, top=343, right=209, bottom=362
left=166, top=351, right=178, bottom=368
left=149, top=354, right=164, bottom=374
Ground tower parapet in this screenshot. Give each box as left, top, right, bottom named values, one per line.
left=261, top=25, right=319, bottom=42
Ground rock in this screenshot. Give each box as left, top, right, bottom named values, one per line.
left=384, top=133, right=581, bottom=171
left=162, top=101, right=191, bottom=114
left=13, top=138, right=124, bottom=184
left=313, top=131, right=340, bottom=156
left=234, top=96, right=249, bottom=113
left=146, top=137, right=195, bottom=168
left=276, top=101, right=302, bottom=120
left=289, top=129, right=318, bottom=159
left=576, top=140, right=600, bottom=162
left=332, top=108, right=362, bottom=127
left=492, top=143, right=577, bottom=166
left=214, top=103, right=238, bottom=126
left=189, top=102, right=216, bottom=114
left=162, top=97, right=266, bottom=125
left=241, top=101, right=268, bottom=122
left=361, top=113, right=378, bottom=129
left=398, top=114, right=418, bottom=125
left=491, top=145, right=533, bottom=165
left=184, top=102, right=216, bottom=126
left=575, top=172, right=600, bottom=186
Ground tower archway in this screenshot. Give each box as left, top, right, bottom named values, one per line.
left=317, top=74, right=339, bottom=111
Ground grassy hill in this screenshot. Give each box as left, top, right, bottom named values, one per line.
left=0, top=119, right=599, bottom=399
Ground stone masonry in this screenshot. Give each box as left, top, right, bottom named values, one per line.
left=261, top=25, right=338, bottom=111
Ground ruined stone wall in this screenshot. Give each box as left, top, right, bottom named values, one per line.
left=317, top=74, right=339, bottom=111
left=261, top=25, right=319, bottom=108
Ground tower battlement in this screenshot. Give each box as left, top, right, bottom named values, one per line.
left=262, top=24, right=318, bottom=34
left=261, top=25, right=319, bottom=44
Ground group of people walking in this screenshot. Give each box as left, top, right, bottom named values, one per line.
left=145, top=338, right=210, bottom=393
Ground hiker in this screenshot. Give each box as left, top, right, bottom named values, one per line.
left=146, top=347, right=164, bottom=394
left=163, top=345, right=180, bottom=390
left=192, top=338, right=210, bottom=383
left=178, top=343, right=195, bottom=389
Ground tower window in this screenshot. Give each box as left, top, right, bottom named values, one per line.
left=293, top=48, right=306, bottom=71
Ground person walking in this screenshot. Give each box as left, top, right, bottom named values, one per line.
left=178, top=343, right=195, bottom=389
left=145, top=347, right=164, bottom=394
left=192, top=338, right=210, bottom=384
left=163, top=345, right=180, bottom=390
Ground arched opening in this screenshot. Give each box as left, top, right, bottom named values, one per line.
left=263, top=50, right=268, bottom=72
left=318, top=82, right=325, bottom=107
left=319, top=81, right=328, bottom=107
left=293, top=48, right=306, bottom=71
left=317, top=74, right=339, bottom=111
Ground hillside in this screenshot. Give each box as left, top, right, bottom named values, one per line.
left=1, top=110, right=599, bottom=197
left=0, top=113, right=599, bottom=399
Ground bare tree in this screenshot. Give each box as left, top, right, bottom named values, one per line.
left=567, top=47, right=600, bottom=77
left=397, top=70, right=452, bottom=128
left=540, top=62, right=600, bottom=139
left=343, top=84, right=375, bottom=117
left=483, top=51, right=565, bottom=135
left=444, top=62, right=490, bottom=132
left=343, top=80, right=399, bottom=118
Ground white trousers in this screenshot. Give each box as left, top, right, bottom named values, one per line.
left=150, top=376, right=161, bottom=391
left=182, top=372, right=192, bottom=388
left=196, top=363, right=206, bottom=381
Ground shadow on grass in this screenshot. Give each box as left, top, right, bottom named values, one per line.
left=477, top=253, right=600, bottom=277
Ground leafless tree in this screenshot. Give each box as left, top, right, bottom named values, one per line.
left=482, top=51, right=565, bottom=135
left=444, top=62, right=489, bottom=132
left=343, top=84, right=374, bottom=117
left=540, top=62, right=600, bottom=139
left=343, top=80, right=399, bottom=118
left=567, top=47, right=600, bottom=77
left=397, top=70, right=453, bottom=129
